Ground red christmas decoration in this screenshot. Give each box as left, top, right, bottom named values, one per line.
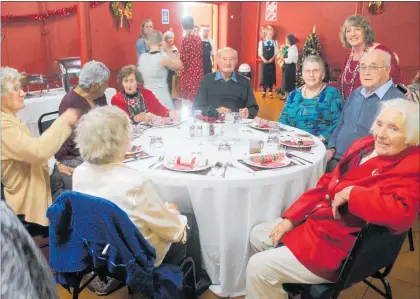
left=1, top=2, right=102, bottom=23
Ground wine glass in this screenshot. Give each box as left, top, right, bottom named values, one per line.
left=218, top=142, right=232, bottom=163
left=149, top=136, right=165, bottom=156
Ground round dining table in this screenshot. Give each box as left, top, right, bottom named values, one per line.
left=127, top=118, right=327, bottom=297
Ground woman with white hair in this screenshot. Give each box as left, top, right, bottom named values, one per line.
left=337, top=15, right=400, bottom=100
left=73, top=106, right=210, bottom=295
left=162, top=30, right=179, bottom=95
left=246, top=98, right=419, bottom=299
left=55, top=60, right=110, bottom=170
left=1, top=67, right=79, bottom=226
left=138, top=30, right=183, bottom=110
left=278, top=55, right=343, bottom=143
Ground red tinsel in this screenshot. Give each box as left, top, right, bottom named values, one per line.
left=1, top=2, right=102, bottom=23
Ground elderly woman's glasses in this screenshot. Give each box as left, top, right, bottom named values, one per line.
left=359, top=65, right=389, bottom=73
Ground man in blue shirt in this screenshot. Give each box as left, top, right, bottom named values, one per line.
left=193, top=47, right=259, bottom=119
left=326, top=49, right=405, bottom=172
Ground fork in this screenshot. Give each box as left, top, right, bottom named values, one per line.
left=221, top=163, right=229, bottom=178
left=209, top=162, right=223, bottom=176
left=148, top=156, right=164, bottom=169
left=286, top=152, right=313, bottom=164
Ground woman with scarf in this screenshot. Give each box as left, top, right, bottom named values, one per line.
left=111, top=65, right=171, bottom=123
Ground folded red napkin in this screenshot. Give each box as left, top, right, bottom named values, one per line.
left=282, top=137, right=315, bottom=146
left=126, top=145, right=142, bottom=154
left=251, top=152, right=285, bottom=164
left=167, top=156, right=206, bottom=170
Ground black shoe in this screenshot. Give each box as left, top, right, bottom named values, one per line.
left=195, top=273, right=212, bottom=296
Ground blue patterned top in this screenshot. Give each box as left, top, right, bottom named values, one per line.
left=278, top=86, right=343, bottom=142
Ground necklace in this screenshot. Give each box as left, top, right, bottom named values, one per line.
left=303, top=84, right=325, bottom=99
left=341, top=45, right=369, bottom=99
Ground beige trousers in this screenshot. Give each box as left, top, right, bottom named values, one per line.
left=246, top=219, right=332, bottom=299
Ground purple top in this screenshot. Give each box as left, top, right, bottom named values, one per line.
left=55, top=89, right=107, bottom=161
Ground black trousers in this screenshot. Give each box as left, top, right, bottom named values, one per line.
left=262, top=84, right=273, bottom=92
left=163, top=213, right=207, bottom=282
left=50, top=165, right=72, bottom=201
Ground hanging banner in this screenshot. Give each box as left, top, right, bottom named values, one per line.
left=265, top=2, right=277, bottom=22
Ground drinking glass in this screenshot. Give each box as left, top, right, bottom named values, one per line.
left=218, top=142, right=232, bottom=163
left=264, top=129, right=280, bottom=154
left=149, top=136, right=165, bottom=156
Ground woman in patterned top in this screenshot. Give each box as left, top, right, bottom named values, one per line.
left=179, top=16, right=204, bottom=101
left=279, top=56, right=343, bottom=144
left=111, top=65, right=171, bottom=123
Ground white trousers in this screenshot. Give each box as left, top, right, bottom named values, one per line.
left=245, top=219, right=332, bottom=299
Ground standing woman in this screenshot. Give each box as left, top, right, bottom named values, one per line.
left=179, top=16, right=204, bottom=102
left=337, top=15, right=400, bottom=100
left=138, top=30, right=183, bottom=110
left=162, top=30, right=179, bottom=95
left=135, top=19, right=153, bottom=59
left=200, top=25, right=215, bottom=75
left=279, top=34, right=298, bottom=95
left=258, top=25, right=278, bottom=98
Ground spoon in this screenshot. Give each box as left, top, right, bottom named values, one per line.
left=149, top=156, right=164, bottom=169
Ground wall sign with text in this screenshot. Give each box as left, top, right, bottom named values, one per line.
left=265, top=2, right=277, bottom=22
left=161, top=9, right=169, bottom=24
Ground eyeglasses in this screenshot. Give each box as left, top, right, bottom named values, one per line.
left=359, top=65, right=389, bottom=73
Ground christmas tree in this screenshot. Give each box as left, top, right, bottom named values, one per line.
left=297, top=25, right=322, bottom=87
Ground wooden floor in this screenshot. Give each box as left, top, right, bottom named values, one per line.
left=56, top=91, right=419, bottom=299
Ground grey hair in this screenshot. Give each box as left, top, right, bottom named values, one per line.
left=147, top=30, right=163, bottom=45
left=371, top=98, right=419, bottom=146
left=340, top=15, right=375, bottom=48
left=361, top=49, right=392, bottom=67
left=75, top=106, right=133, bottom=165
left=163, top=30, right=174, bottom=40
left=0, top=67, right=22, bottom=97
left=302, top=55, right=325, bottom=73
left=78, top=61, right=110, bottom=89
left=217, top=47, right=238, bottom=59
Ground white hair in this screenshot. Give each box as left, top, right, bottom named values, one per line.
left=217, top=47, right=238, bottom=59
left=75, top=106, right=132, bottom=165
left=302, top=55, right=325, bottom=73
left=362, top=49, right=391, bottom=67
left=371, top=98, right=419, bottom=146
left=163, top=31, right=174, bottom=40
left=0, top=67, right=22, bottom=97
left=78, top=60, right=110, bottom=89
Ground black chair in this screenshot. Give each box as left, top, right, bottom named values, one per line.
left=407, top=227, right=415, bottom=251
left=38, top=110, right=59, bottom=135
left=283, top=223, right=408, bottom=299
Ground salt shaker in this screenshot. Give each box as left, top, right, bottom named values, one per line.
left=197, top=124, right=203, bottom=137
left=189, top=124, right=196, bottom=138
left=209, top=123, right=215, bottom=136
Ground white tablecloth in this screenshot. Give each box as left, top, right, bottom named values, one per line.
left=127, top=120, right=327, bottom=297
left=16, top=88, right=117, bottom=136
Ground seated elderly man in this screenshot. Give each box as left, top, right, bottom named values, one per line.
left=73, top=106, right=210, bottom=295
left=326, top=49, right=405, bottom=172
left=193, top=47, right=259, bottom=119
left=55, top=60, right=110, bottom=174
left=246, top=98, right=419, bottom=299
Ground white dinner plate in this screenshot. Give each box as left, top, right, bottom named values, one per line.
left=163, top=161, right=210, bottom=172
left=242, top=155, right=291, bottom=169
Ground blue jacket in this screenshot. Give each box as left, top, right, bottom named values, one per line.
left=47, top=191, right=182, bottom=299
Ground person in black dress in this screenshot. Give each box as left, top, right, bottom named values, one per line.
left=279, top=34, right=299, bottom=95
left=200, top=25, right=215, bottom=75
left=258, top=26, right=278, bottom=98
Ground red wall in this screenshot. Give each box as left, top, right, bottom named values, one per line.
left=1, top=1, right=419, bottom=90
left=239, top=1, right=420, bottom=88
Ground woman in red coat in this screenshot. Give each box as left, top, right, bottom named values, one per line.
left=246, top=98, right=419, bottom=299
left=179, top=16, right=204, bottom=102
left=335, top=15, right=400, bottom=100
left=111, top=65, right=170, bottom=123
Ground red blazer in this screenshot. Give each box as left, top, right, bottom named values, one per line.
left=111, top=87, right=169, bottom=117
left=281, top=136, right=419, bottom=282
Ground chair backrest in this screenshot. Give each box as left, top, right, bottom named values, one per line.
left=337, top=223, right=407, bottom=289
left=38, top=111, right=59, bottom=135
left=1, top=182, right=5, bottom=201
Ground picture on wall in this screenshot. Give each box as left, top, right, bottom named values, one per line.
left=265, top=2, right=277, bottom=22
